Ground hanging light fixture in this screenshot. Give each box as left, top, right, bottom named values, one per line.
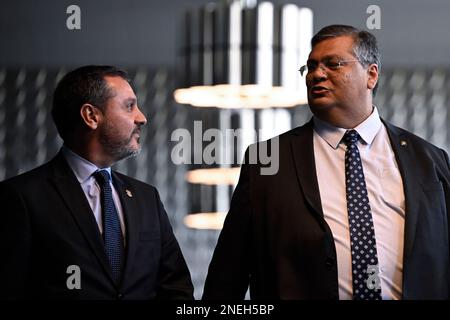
left=183, top=212, right=228, bottom=230
left=175, top=0, right=313, bottom=229
left=186, top=167, right=240, bottom=185
left=174, top=0, right=313, bottom=109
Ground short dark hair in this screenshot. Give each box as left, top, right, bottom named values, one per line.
left=311, top=25, right=381, bottom=96
left=52, top=65, right=130, bottom=142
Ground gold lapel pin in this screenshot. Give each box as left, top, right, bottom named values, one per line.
left=400, top=140, right=407, bottom=147
left=125, top=189, right=133, bottom=198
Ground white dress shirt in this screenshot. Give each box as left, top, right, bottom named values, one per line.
left=313, top=107, right=405, bottom=300
left=61, top=146, right=126, bottom=241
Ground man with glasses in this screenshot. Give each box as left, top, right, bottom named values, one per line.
left=203, top=25, right=450, bottom=300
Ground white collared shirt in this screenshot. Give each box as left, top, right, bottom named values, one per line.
left=61, top=146, right=126, bottom=241
left=313, top=107, right=405, bottom=300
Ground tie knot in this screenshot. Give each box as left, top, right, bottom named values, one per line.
left=343, top=130, right=360, bottom=146
left=93, top=170, right=111, bottom=186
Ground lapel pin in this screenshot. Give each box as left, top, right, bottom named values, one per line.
left=125, top=189, right=133, bottom=198
left=400, top=140, right=407, bottom=147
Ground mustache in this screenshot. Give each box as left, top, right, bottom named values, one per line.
left=132, top=125, right=142, bottom=135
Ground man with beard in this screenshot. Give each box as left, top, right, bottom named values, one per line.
left=0, top=65, right=194, bottom=299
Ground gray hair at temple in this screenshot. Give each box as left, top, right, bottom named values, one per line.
left=311, top=25, right=381, bottom=96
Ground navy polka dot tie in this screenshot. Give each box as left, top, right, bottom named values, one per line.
left=94, top=170, right=124, bottom=284
left=343, top=130, right=382, bottom=300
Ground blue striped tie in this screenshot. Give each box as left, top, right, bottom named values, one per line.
left=343, top=130, right=382, bottom=300
left=94, top=170, right=124, bottom=284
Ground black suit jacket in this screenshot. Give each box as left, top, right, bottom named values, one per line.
left=0, top=152, right=193, bottom=299
left=203, top=119, right=450, bottom=300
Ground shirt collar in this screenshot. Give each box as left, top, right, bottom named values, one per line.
left=313, top=106, right=382, bottom=149
left=61, top=146, right=112, bottom=184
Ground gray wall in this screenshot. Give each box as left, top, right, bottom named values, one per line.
left=1, top=0, right=450, bottom=68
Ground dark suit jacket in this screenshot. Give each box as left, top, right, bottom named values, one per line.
left=0, top=152, right=194, bottom=300
left=203, top=119, right=450, bottom=300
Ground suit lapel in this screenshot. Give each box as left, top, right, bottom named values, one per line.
left=383, top=121, right=422, bottom=288
left=49, top=152, right=115, bottom=284
left=111, top=172, right=141, bottom=289
left=289, top=120, right=326, bottom=228
left=289, top=119, right=423, bottom=296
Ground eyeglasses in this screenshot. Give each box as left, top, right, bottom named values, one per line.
left=299, top=58, right=360, bottom=76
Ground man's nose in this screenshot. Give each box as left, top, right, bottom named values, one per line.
left=312, top=63, right=328, bottom=76
left=135, top=107, right=147, bottom=125
left=309, top=64, right=327, bottom=83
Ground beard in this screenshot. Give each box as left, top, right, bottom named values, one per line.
left=98, top=122, right=142, bottom=162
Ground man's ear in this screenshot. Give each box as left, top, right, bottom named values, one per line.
left=80, top=104, right=101, bottom=130
left=367, top=64, right=379, bottom=90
